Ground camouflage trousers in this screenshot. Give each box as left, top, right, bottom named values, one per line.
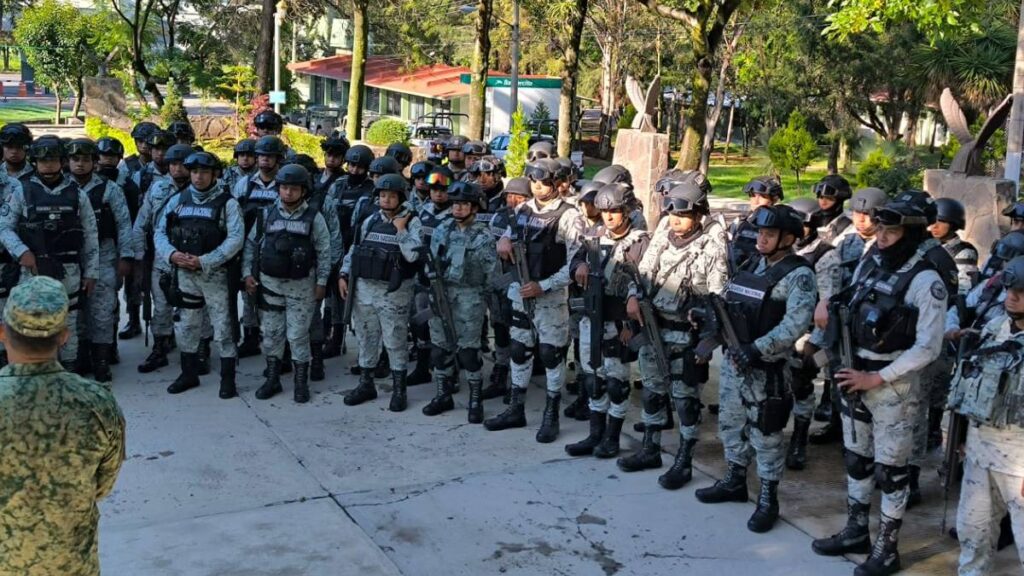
left=150, top=264, right=175, bottom=337
left=20, top=263, right=81, bottom=364
left=718, top=356, right=788, bottom=482
left=508, top=287, right=569, bottom=394
left=352, top=278, right=412, bottom=371
left=911, top=349, right=954, bottom=466
left=639, top=329, right=703, bottom=441
left=957, top=427, right=1024, bottom=575
left=841, top=376, right=919, bottom=521
left=579, top=317, right=631, bottom=420
left=84, top=241, right=119, bottom=345
left=174, top=267, right=237, bottom=359
left=792, top=333, right=819, bottom=421
left=428, top=285, right=486, bottom=383
left=259, top=275, right=318, bottom=363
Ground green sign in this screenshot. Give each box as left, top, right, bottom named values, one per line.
left=459, top=74, right=561, bottom=89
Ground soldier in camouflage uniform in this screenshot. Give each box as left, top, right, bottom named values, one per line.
left=132, top=130, right=175, bottom=199
left=338, top=174, right=423, bottom=412
left=811, top=175, right=854, bottom=245
left=728, top=177, right=782, bottom=273
left=120, top=121, right=159, bottom=178
left=0, top=123, right=34, bottom=181
left=695, top=204, right=817, bottom=535
left=66, top=139, right=134, bottom=383
left=0, top=276, right=125, bottom=576
left=243, top=165, right=331, bottom=403
left=223, top=139, right=257, bottom=194
left=408, top=161, right=435, bottom=213
left=485, top=158, right=582, bottom=443
left=0, top=138, right=99, bottom=366
left=949, top=255, right=1024, bottom=575
left=420, top=181, right=495, bottom=422
left=811, top=197, right=946, bottom=576
left=156, top=152, right=245, bottom=398
left=445, top=135, right=470, bottom=179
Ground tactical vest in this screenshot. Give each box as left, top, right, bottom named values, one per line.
left=486, top=207, right=511, bottom=239
left=168, top=190, right=231, bottom=256
left=723, top=253, right=809, bottom=343
left=797, top=238, right=833, bottom=267
left=351, top=213, right=416, bottom=283
left=259, top=206, right=317, bottom=279
left=514, top=202, right=571, bottom=281
left=968, top=275, right=1006, bottom=330
left=334, top=177, right=374, bottom=244
left=945, top=237, right=976, bottom=260
left=819, top=212, right=852, bottom=244
left=436, top=221, right=489, bottom=287
left=241, top=179, right=279, bottom=234
left=949, top=326, right=1024, bottom=429
left=20, top=181, right=84, bottom=262
left=849, top=256, right=933, bottom=354
left=124, top=155, right=143, bottom=174
left=83, top=181, right=118, bottom=242
left=316, top=172, right=341, bottom=199
left=419, top=206, right=449, bottom=244
left=729, top=218, right=759, bottom=272
left=923, top=240, right=958, bottom=304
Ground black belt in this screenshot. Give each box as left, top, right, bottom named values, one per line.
left=854, top=357, right=889, bottom=372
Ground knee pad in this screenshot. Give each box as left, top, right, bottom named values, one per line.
left=642, top=391, right=668, bottom=416
left=843, top=449, right=875, bottom=481
left=430, top=345, right=454, bottom=370
left=411, top=321, right=430, bottom=342
left=538, top=343, right=566, bottom=370
left=677, top=397, right=702, bottom=427
left=456, top=348, right=483, bottom=372
left=583, top=374, right=606, bottom=398
left=607, top=378, right=630, bottom=404
left=875, top=463, right=909, bottom=494
left=510, top=340, right=533, bottom=365
left=493, top=324, right=510, bottom=347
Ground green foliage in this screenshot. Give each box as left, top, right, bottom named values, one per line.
left=506, top=106, right=530, bottom=178
left=282, top=126, right=325, bottom=165
left=530, top=101, right=552, bottom=124
left=767, top=111, right=818, bottom=191
left=217, top=65, right=258, bottom=138
left=617, top=104, right=637, bottom=129
left=364, top=118, right=410, bottom=147
left=824, top=0, right=984, bottom=41
left=84, top=117, right=139, bottom=156
left=160, top=84, right=188, bottom=126
left=855, top=142, right=922, bottom=194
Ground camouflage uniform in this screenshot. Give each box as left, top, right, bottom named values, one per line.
left=0, top=162, right=33, bottom=182
left=132, top=178, right=182, bottom=341
left=0, top=276, right=125, bottom=576
left=0, top=174, right=23, bottom=356
left=131, top=162, right=170, bottom=199
left=222, top=165, right=255, bottom=196
left=233, top=173, right=280, bottom=334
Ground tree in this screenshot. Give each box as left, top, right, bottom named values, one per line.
left=767, top=110, right=818, bottom=192
left=506, top=105, right=530, bottom=176
left=824, top=0, right=986, bottom=41
left=254, top=0, right=276, bottom=94
left=529, top=0, right=590, bottom=156
left=467, top=0, right=494, bottom=139
left=346, top=0, right=370, bottom=141
left=218, top=64, right=259, bottom=138
left=108, top=0, right=165, bottom=107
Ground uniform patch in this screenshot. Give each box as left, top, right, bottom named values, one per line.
left=930, top=280, right=947, bottom=301
left=796, top=273, right=814, bottom=292
left=0, top=204, right=9, bottom=217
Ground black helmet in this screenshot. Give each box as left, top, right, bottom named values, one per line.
left=254, top=135, right=286, bottom=158
left=130, top=121, right=160, bottom=141
left=167, top=121, right=195, bottom=142
left=289, top=153, right=319, bottom=174
left=993, top=231, right=1024, bottom=262
left=369, top=156, right=401, bottom=176
left=555, top=158, right=576, bottom=181
left=787, top=198, right=820, bottom=226
left=593, top=182, right=633, bottom=211
left=448, top=181, right=482, bottom=205
left=744, top=176, right=784, bottom=200
left=468, top=155, right=505, bottom=177
left=427, top=165, right=456, bottom=188
left=275, top=164, right=311, bottom=189
left=935, top=198, right=966, bottom=230
left=321, top=135, right=351, bottom=155
left=385, top=142, right=413, bottom=166
left=233, top=139, right=257, bottom=157
left=1001, top=256, right=1024, bottom=290
left=593, top=164, right=632, bottom=186
left=505, top=177, right=532, bottom=198
left=96, top=137, right=124, bottom=157
left=445, top=135, right=469, bottom=152
left=577, top=180, right=603, bottom=205
left=1003, top=201, right=1024, bottom=220
left=872, top=196, right=931, bottom=228
left=344, top=144, right=374, bottom=169
left=375, top=173, right=408, bottom=200
left=254, top=110, right=284, bottom=131
left=813, top=174, right=852, bottom=202
left=183, top=151, right=222, bottom=170
left=0, top=123, right=32, bottom=147
left=850, top=188, right=889, bottom=213
left=28, top=137, right=64, bottom=162
left=524, top=158, right=561, bottom=183
left=656, top=169, right=712, bottom=198
left=461, top=140, right=489, bottom=156
left=165, top=144, right=194, bottom=164
left=526, top=141, right=556, bottom=162
left=661, top=181, right=709, bottom=215
left=146, top=130, right=176, bottom=150
left=888, top=189, right=937, bottom=225
left=752, top=204, right=805, bottom=239
left=410, top=161, right=435, bottom=180
left=65, top=138, right=98, bottom=158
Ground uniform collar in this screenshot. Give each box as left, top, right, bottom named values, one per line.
left=30, top=173, right=71, bottom=193
left=0, top=359, right=66, bottom=378
left=276, top=199, right=308, bottom=217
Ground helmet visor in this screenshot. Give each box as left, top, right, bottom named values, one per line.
left=814, top=182, right=843, bottom=198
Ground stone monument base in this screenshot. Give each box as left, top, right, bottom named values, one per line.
left=612, top=129, right=669, bottom=230
left=924, top=169, right=1016, bottom=260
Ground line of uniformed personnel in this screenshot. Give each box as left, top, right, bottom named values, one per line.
left=3, top=109, right=1021, bottom=575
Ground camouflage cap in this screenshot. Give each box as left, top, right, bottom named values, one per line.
left=3, top=276, right=68, bottom=337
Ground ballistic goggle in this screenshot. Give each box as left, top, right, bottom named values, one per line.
left=661, top=195, right=701, bottom=214
left=468, top=158, right=500, bottom=174
left=744, top=180, right=776, bottom=197
left=814, top=182, right=843, bottom=198
left=524, top=163, right=555, bottom=184
left=427, top=171, right=452, bottom=188
left=871, top=204, right=929, bottom=227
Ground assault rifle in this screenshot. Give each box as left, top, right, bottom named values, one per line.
left=621, top=262, right=671, bottom=381
left=510, top=240, right=535, bottom=318
left=339, top=274, right=356, bottom=354
left=569, top=237, right=604, bottom=368
left=141, top=263, right=152, bottom=347
left=703, top=294, right=742, bottom=352
left=424, top=247, right=458, bottom=351
left=940, top=330, right=978, bottom=533
left=836, top=304, right=860, bottom=444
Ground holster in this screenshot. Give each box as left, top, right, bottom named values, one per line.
left=680, top=347, right=708, bottom=386
left=754, top=361, right=792, bottom=435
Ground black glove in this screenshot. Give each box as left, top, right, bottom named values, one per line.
left=730, top=343, right=761, bottom=370
left=693, top=337, right=720, bottom=362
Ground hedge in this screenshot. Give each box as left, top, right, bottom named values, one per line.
left=84, top=117, right=138, bottom=156
left=365, top=118, right=409, bottom=146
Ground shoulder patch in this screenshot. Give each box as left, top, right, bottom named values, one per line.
left=930, top=280, right=947, bottom=301
left=0, top=203, right=9, bottom=217
left=796, top=271, right=815, bottom=293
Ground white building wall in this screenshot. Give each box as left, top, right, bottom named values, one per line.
left=486, top=86, right=561, bottom=140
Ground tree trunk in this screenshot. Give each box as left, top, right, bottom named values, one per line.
left=723, top=104, right=735, bottom=163
left=53, top=85, right=62, bottom=125
left=138, top=56, right=165, bottom=108
left=346, top=0, right=369, bottom=141
left=71, top=76, right=84, bottom=119
left=255, top=0, right=276, bottom=95
left=467, top=0, right=492, bottom=139
left=677, top=50, right=711, bottom=171
left=597, top=34, right=617, bottom=159
left=557, top=0, right=589, bottom=157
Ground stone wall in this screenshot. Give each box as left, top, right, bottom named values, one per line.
left=924, top=169, right=1016, bottom=259
left=611, top=129, right=669, bottom=230
left=84, top=77, right=131, bottom=131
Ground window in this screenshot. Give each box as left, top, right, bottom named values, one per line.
left=365, top=86, right=380, bottom=113
left=410, top=95, right=424, bottom=120
left=312, top=76, right=324, bottom=105
left=385, top=90, right=401, bottom=116
left=437, top=99, right=451, bottom=112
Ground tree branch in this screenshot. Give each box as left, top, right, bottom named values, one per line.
left=707, top=0, right=744, bottom=54
left=632, top=0, right=698, bottom=29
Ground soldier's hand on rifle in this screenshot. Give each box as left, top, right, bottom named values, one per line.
left=337, top=276, right=349, bottom=299
left=694, top=338, right=718, bottom=363
left=82, top=278, right=96, bottom=296
left=619, top=326, right=634, bottom=345
left=244, top=276, right=258, bottom=295
left=730, top=343, right=760, bottom=370
left=946, top=328, right=978, bottom=342
left=813, top=300, right=829, bottom=330
left=18, top=250, right=36, bottom=275
left=574, top=264, right=589, bottom=288
left=497, top=237, right=513, bottom=261
left=315, top=285, right=326, bottom=301
left=117, top=258, right=132, bottom=278
left=626, top=296, right=643, bottom=325
left=519, top=281, right=542, bottom=299
left=836, top=369, right=883, bottom=392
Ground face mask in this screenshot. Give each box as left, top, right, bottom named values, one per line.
left=347, top=172, right=367, bottom=186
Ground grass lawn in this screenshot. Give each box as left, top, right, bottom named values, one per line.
left=706, top=147, right=857, bottom=199
left=0, top=102, right=58, bottom=124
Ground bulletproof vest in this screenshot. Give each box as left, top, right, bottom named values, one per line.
left=20, top=179, right=84, bottom=262
left=514, top=201, right=571, bottom=281
left=81, top=179, right=118, bottom=242
left=729, top=218, right=759, bottom=272
left=138, top=166, right=164, bottom=197
left=944, top=237, right=976, bottom=260
left=0, top=180, right=14, bottom=264
left=599, top=231, right=648, bottom=321
left=259, top=206, right=317, bottom=279
left=334, top=177, right=374, bottom=238
left=923, top=240, right=958, bottom=305
left=316, top=172, right=341, bottom=199
left=949, top=326, right=1024, bottom=428
left=351, top=213, right=416, bottom=283
left=418, top=205, right=450, bottom=244
left=969, top=276, right=1006, bottom=330
left=849, top=255, right=933, bottom=354
left=240, top=178, right=279, bottom=234
left=168, top=190, right=231, bottom=256
left=723, top=254, right=808, bottom=344
left=124, top=155, right=143, bottom=174
left=819, top=212, right=852, bottom=244
left=436, top=220, right=489, bottom=286
left=486, top=207, right=511, bottom=239
left=797, top=238, right=833, bottom=267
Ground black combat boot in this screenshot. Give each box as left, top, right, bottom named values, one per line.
left=535, top=393, right=561, bottom=443
left=855, top=515, right=902, bottom=576
left=812, top=501, right=871, bottom=556
left=374, top=348, right=390, bottom=378
left=566, top=411, right=606, bottom=456
left=467, top=376, right=484, bottom=424
left=219, top=357, right=237, bottom=399
left=167, top=333, right=177, bottom=350
left=280, top=343, right=292, bottom=374
left=119, top=307, right=142, bottom=339
left=344, top=370, right=378, bottom=406
left=197, top=337, right=212, bottom=376
left=786, top=417, right=811, bottom=470
left=237, top=327, right=261, bottom=358
left=563, top=383, right=590, bottom=421
left=814, top=380, right=833, bottom=422
left=659, top=438, right=698, bottom=490
left=481, top=364, right=509, bottom=400
left=593, top=415, right=624, bottom=458
left=294, top=362, right=310, bottom=403
left=484, top=386, right=527, bottom=431
left=323, top=325, right=344, bottom=358
left=695, top=461, right=748, bottom=503
left=92, top=344, right=112, bottom=383
left=389, top=370, right=408, bottom=412
left=138, top=335, right=170, bottom=373
left=310, top=343, right=325, bottom=382
left=167, top=353, right=201, bottom=394
left=407, top=346, right=432, bottom=385
left=906, top=465, right=922, bottom=509
left=927, top=408, right=944, bottom=451
left=617, top=428, right=663, bottom=472
left=0, top=350, right=8, bottom=369
left=73, top=342, right=93, bottom=376
left=422, top=375, right=455, bottom=416
left=747, top=479, right=780, bottom=533
left=256, top=357, right=283, bottom=400
left=110, top=338, right=120, bottom=365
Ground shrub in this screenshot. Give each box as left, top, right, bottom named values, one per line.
left=84, top=117, right=138, bottom=156
left=364, top=118, right=409, bottom=146
left=617, top=104, right=636, bottom=129
left=856, top=142, right=922, bottom=195
left=282, top=126, right=325, bottom=165
left=767, top=110, right=817, bottom=193
left=160, top=84, right=188, bottom=126
left=505, top=106, right=529, bottom=178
